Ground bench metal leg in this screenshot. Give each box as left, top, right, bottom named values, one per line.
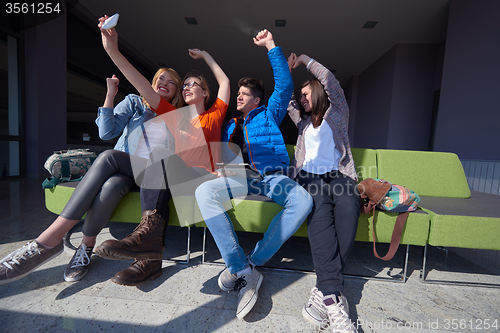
left=63, top=220, right=84, bottom=251
left=420, top=243, right=500, bottom=288
left=163, top=226, right=191, bottom=266
left=343, top=244, right=409, bottom=283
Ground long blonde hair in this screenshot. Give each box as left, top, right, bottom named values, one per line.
left=142, top=67, right=184, bottom=109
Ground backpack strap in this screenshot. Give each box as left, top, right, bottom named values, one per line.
left=59, top=160, right=72, bottom=180
left=42, top=176, right=83, bottom=189
left=371, top=208, right=409, bottom=261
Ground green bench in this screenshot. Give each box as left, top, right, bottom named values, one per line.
left=374, top=149, right=500, bottom=286
left=45, top=146, right=499, bottom=285
left=44, top=146, right=430, bottom=280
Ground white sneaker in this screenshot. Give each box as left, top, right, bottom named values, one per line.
left=218, top=267, right=238, bottom=291
left=234, top=268, right=263, bottom=320
left=302, top=287, right=329, bottom=329
left=323, top=293, right=358, bottom=333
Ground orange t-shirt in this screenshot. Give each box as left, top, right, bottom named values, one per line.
left=154, top=97, right=228, bottom=172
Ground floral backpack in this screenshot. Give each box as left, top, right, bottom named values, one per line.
left=357, top=178, right=420, bottom=260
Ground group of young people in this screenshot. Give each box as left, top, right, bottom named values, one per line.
left=0, top=15, right=360, bottom=333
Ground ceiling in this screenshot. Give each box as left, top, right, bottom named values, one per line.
left=73, top=0, right=450, bottom=106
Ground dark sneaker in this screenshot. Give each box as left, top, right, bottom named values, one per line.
left=64, top=243, right=93, bottom=282
left=111, top=260, right=162, bottom=286
left=0, top=240, right=63, bottom=285
left=302, top=287, right=329, bottom=329
left=323, top=292, right=358, bottom=333
left=234, top=267, right=263, bottom=320
left=218, top=267, right=238, bottom=291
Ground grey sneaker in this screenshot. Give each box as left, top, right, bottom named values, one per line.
left=323, top=293, right=358, bottom=333
left=218, top=267, right=238, bottom=291
left=234, top=267, right=263, bottom=320
left=0, top=240, right=63, bottom=285
left=302, top=287, right=329, bottom=329
left=64, top=243, right=93, bottom=282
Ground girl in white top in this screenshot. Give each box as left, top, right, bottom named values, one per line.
left=288, top=53, right=360, bottom=333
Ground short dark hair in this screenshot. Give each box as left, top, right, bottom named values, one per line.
left=238, top=77, right=265, bottom=106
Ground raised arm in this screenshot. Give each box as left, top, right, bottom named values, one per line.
left=253, top=29, right=293, bottom=124
left=286, top=53, right=301, bottom=125
left=188, top=49, right=230, bottom=104
left=103, top=74, right=119, bottom=108
left=293, top=53, right=348, bottom=118
left=97, top=77, right=136, bottom=140
left=253, top=29, right=276, bottom=51
left=291, top=54, right=312, bottom=70
left=98, top=15, right=161, bottom=110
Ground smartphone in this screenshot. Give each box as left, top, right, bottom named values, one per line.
left=102, top=13, right=119, bottom=30
left=216, top=163, right=262, bottom=180
left=216, top=163, right=249, bottom=167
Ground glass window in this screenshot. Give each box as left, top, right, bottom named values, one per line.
left=0, top=140, right=20, bottom=177
left=0, top=39, right=8, bottom=136
left=0, top=33, right=21, bottom=177
left=67, top=70, right=127, bottom=147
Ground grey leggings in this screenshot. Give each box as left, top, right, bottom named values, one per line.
left=60, top=149, right=145, bottom=237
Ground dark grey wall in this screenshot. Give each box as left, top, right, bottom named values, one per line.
left=351, top=0, right=499, bottom=161
left=352, top=43, right=437, bottom=150
left=433, top=0, right=500, bottom=160
left=352, top=46, right=397, bottom=149
left=25, top=14, right=67, bottom=178
left=388, top=44, right=437, bottom=151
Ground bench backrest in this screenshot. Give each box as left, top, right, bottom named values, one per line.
left=286, top=145, right=378, bottom=182
left=376, top=149, right=471, bottom=198
left=351, top=148, right=378, bottom=181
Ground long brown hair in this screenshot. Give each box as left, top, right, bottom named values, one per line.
left=143, top=67, right=184, bottom=109
left=299, top=79, right=330, bottom=128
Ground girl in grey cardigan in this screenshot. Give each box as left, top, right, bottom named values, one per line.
left=288, top=53, right=359, bottom=333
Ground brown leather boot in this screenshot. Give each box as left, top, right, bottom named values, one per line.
left=95, top=210, right=164, bottom=260
left=111, top=260, right=162, bottom=286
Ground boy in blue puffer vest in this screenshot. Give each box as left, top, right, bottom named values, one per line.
left=195, top=29, right=313, bottom=320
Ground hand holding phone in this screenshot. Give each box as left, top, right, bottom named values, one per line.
left=102, top=13, right=119, bottom=30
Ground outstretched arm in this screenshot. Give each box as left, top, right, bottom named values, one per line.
left=188, top=49, right=230, bottom=104
left=98, top=15, right=161, bottom=110
left=253, top=29, right=293, bottom=124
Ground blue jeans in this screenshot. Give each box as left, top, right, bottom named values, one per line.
left=195, top=172, right=313, bottom=274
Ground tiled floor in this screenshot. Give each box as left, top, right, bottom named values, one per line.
left=1, top=178, right=499, bottom=332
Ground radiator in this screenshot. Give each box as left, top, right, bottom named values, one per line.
left=447, top=160, right=500, bottom=274
left=461, top=160, right=500, bottom=195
